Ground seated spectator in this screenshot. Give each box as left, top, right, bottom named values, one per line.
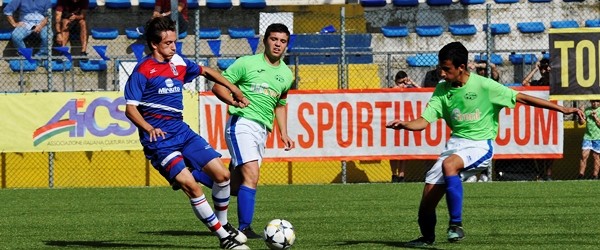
left=422, top=66, right=443, bottom=87
left=4, top=0, right=52, bottom=57
left=470, top=61, right=500, bottom=82
left=522, top=58, right=550, bottom=86
left=54, top=0, right=89, bottom=55
left=392, top=70, right=420, bottom=88
left=138, top=0, right=188, bottom=35
left=578, top=100, right=600, bottom=180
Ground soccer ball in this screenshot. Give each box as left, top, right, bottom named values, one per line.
left=263, top=219, right=296, bottom=249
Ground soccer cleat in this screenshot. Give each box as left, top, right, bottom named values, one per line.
left=447, top=225, right=465, bottom=242
left=224, top=223, right=248, bottom=244
left=219, top=235, right=250, bottom=249
left=171, top=181, right=181, bottom=191
left=404, top=237, right=434, bottom=247
left=240, top=226, right=263, bottom=239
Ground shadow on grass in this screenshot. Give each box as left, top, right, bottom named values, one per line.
left=44, top=240, right=189, bottom=248
left=139, top=230, right=214, bottom=237
left=334, top=240, right=441, bottom=249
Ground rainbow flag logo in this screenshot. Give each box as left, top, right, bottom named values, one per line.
left=32, top=119, right=77, bottom=146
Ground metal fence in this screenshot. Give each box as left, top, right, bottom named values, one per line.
left=0, top=1, right=598, bottom=188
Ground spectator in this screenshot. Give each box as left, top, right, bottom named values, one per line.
left=578, top=100, right=600, bottom=180
left=422, top=66, right=443, bottom=87
left=4, top=0, right=52, bottom=57
left=138, top=0, right=188, bottom=35
left=470, top=61, right=500, bottom=82
left=54, top=0, right=89, bottom=55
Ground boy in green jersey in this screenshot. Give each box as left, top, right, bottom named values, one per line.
left=578, top=100, right=600, bottom=179
left=386, top=42, right=584, bottom=246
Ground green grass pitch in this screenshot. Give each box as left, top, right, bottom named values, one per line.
left=1, top=181, right=599, bottom=249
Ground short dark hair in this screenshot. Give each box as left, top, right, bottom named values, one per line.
left=145, top=17, right=176, bottom=51
left=263, top=23, right=290, bottom=43
left=395, top=70, right=408, bottom=81
left=539, top=58, right=550, bottom=67
left=438, top=42, right=468, bottom=68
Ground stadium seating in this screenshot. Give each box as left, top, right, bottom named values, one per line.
left=448, top=24, right=477, bottom=36
left=125, top=28, right=141, bottom=39
left=474, top=53, right=503, bottom=65
left=415, top=25, right=444, bottom=37
left=217, top=58, right=236, bottom=70
left=240, top=0, right=266, bottom=9
left=0, top=28, right=12, bottom=40
left=494, top=0, right=519, bottom=3
left=360, top=0, right=387, bottom=7
left=228, top=27, right=256, bottom=39
left=91, top=28, right=119, bottom=40
left=550, top=20, right=579, bottom=29
left=198, top=27, right=222, bottom=39
left=79, top=60, right=108, bottom=71
left=528, top=0, right=551, bottom=2
left=139, top=0, right=154, bottom=9
left=105, top=0, right=131, bottom=9
left=585, top=19, right=600, bottom=27
left=89, top=0, right=97, bottom=9
left=188, top=0, right=199, bottom=9
left=426, top=0, right=452, bottom=6
left=392, top=0, right=419, bottom=6
left=483, top=23, right=511, bottom=35
left=287, top=34, right=373, bottom=65
left=517, top=22, right=545, bottom=33
left=381, top=26, right=409, bottom=37
left=206, top=0, right=232, bottom=9
left=509, top=53, right=538, bottom=65
left=43, top=60, right=72, bottom=71
left=406, top=53, right=438, bottom=67
left=8, top=60, right=37, bottom=72
left=178, top=31, right=188, bottom=39
left=460, top=0, right=485, bottom=4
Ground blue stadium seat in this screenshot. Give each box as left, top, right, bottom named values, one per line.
left=105, top=0, right=131, bottom=9
left=2, top=0, right=11, bottom=5
left=407, top=53, right=438, bottom=67
left=125, top=28, right=140, bottom=39
left=188, top=0, right=199, bottom=9
left=9, top=60, right=37, bottom=72
left=217, top=58, right=236, bottom=70
left=178, top=31, right=187, bottom=39
left=517, top=22, right=545, bottom=33
left=228, top=27, right=255, bottom=39
left=0, top=28, right=12, bottom=40
left=91, top=28, right=119, bottom=40
left=89, top=0, right=97, bottom=9
left=79, top=60, right=108, bottom=71
left=494, top=0, right=519, bottom=3
left=585, top=19, right=600, bottom=27
left=360, top=0, right=387, bottom=7
left=449, top=24, right=477, bottom=36
left=44, top=60, right=72, bottom=71
left=240, top=0, right=266, bottom=9
left=139, top=0, right=155, bottom=9
left=483, top=23, right=511, bottom=35
left=562, top=0, right=584, bottom=1
left=199, top=27, right=221, bottom=39
left=426, top=0, right=452, bottom=6
left=392, top=0, right=419, bottom=6
left=287, top=34, right=373, bottom=65
left=51, top=0, right=57, bottom=7
left=415, top=25, right=443, bottom=37
left=550, top=20, right=579, bottom=29
left=381, top=26, right=409, bottom=37
left=509, top=53, right=538, bottom=65
left=206, top=0, right=232, bottom=9
left=460, top=0, right=485, bottom=4
left=474, top=53, right=503, bottom=65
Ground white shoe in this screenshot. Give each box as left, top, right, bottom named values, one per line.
left=465, top=175, right=478, bottom=183
left=479, top=174, right=489, bottom=182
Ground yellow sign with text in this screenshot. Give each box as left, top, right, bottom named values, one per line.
left=0, top=91, right=199, bottom=152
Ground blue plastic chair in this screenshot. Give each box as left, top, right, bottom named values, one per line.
left=91, top=28, right=119, bottom=40
left=139, top=0, right=155, bottom=9
left=188, top=0, right=199, bottom=9
left=206, top=0, right=232, bottom=9
left=217, top=58, right=236, bottom=70
left=509, top=53, right=538, bottom=65
left=199, top=28, right=221, bottom=39
left=483, top=23, right=511, bottom=35
left=44, top=60, right=72, bottom=71
left=9, top=60, right=38, bottom=72
left=381, top=26, right=409, bottom=37
left=407, top=53, right=438, bottom=67
left=494, top=0, right=519, bottom=3
left=460, top=0, right=485, bottom=4
left=178, top=31, right=187, bottom=39
left=228, top=27, right=255, bottom=39
left=392, top=0, right=419, bottom=6
left=517, top=22, right=545, bottom=33
left=240, top=0, right=266, bottom=9
left=449, top=24, right=477, bottom=36
left=89, top=0, right=97, bottom=9
left=80, top=60, right=108, bottom=71
left=415, top=25, right=444, bottom=37
left=125, top=28, right=141, bottom=39
left=0, top=28, right=12, bottom=40
left=426, top=0, right=452, bottom=6
left=360, top=0, right=387, bottom=7
left=550, top=20, right=579, bottom=29
left=585, top=19, right=600, bottom=27
left=474, top=53, right=503, bottom=65
left=105, top=0, right=131, bottom=9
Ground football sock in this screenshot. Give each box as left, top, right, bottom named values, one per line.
left=237, top=185, right=256, bottom=230
left=445, top=175, right=463, bottom=225
left=418, top=210, right=437, bottom=241
left=190, top=195, right=228, bottom=239
left=212, top=180, right=231, bottom=225
left=191, top=169, right=214, bottom=188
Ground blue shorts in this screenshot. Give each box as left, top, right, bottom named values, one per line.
left=143, top=126, right=221, bottom=183
left=582, top=139, right=600, bottom=153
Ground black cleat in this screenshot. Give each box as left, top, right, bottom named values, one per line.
left=219, top=235, right=249, bottom=249
left=223, top=223, right=247, bottom=243
left=404, top=237, right=434, bottom=247
left=240, top=226, right=262, bottom=239
left=447, top=225, right=465, bottom=242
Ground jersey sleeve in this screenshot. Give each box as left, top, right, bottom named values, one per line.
left=488, top=80, right=517, bottom=109
left=421, top=86, right=445, bottom=123
left=183, top=58, right=202, bottom=83
left=124, top=71, right=147, bottom=106
left=222, top=57, right=246, bottom=85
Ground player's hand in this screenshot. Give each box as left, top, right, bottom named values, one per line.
left=147, top=127, right=166, bottom=142
left=567, top=107, right=585, bottom=122
left=281, top=135, right=295, bottom=151
left=386, top=119, right=406, bottom=130
left=231, top=90, right=250, bottom=107
left=231, top=97, right=250, bottom=108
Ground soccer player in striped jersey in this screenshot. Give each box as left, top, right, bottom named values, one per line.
left=124, top=17, right=250, bottom=249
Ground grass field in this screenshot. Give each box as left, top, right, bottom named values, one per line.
left=1, top=181, right=599, bottom=249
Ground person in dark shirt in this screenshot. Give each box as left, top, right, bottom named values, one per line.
left=522, top=58, right=550, bottom=86
left=54, top=0, right=89, bottom=55
left=422, top=66, right=443, bottom=88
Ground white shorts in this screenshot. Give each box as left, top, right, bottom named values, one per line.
left=582, top=139, right=600, bottom=153
left=225, top=115, right=268, bottom=168
left=425, top=136, right=494, bottom=184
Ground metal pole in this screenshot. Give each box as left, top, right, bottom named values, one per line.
left=195, top=9, right=201, bottom=92
left=48, top=152, right=54, bottom=188
left=339, top=6, right=347, bottom=184
left=386, top=53, right=392, bottom=87
left=46, top=8, right=53, bottom=91
left=171, top=0, right=179, bottom=39
left=485, top=4, right=492, bottom=80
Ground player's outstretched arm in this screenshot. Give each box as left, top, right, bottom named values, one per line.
left=516, top=93, right=584, bottom=121
left=385, top=117, right=429, bottom=131
left=201, top=66, right=249, bottom=107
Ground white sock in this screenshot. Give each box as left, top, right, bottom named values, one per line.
left=212, top=180, right=231, bottom=225
left=190, top=195, right=229, bottom=239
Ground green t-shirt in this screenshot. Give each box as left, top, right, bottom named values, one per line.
left=222, top=53, right=294, bottom=131
left=583, top=107, right=600, bottom=140
left=421, top=74, right=518, bottom=140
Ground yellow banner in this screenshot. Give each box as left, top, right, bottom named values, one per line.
left=0, top=91, right=199, bottom=152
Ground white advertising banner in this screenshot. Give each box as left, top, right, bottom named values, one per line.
left=199, top=88, right=564, bottom=161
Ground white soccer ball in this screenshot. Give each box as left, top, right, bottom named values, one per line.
left=263, top=219, right=296, bottom=249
